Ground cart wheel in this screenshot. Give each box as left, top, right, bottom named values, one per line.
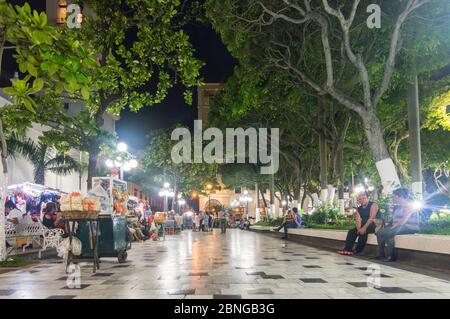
left=118, top=250, right=128, bottom=263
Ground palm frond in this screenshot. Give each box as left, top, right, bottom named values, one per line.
left=45, top=154, right=80, bottom=176
left=7, top=134, right=41, bottom=164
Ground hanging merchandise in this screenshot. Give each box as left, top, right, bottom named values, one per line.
left=91, top=177, right=128, bottom=216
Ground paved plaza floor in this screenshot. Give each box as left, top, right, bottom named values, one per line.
left=1, top=229, right=450, bottom=299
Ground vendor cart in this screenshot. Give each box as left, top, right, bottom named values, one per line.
left=76, top=215, right=131, bottom=263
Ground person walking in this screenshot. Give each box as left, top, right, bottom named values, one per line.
left=337, top=192, right=379, bottom=256
left=376, top=188, right=420, bottom=262
left=219, top=209, right=228, bottom=234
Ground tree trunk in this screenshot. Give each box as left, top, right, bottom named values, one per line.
left=87, top=101, right=106, bottom=190
left=362, top=110, right=401, bottom=193
left=258, top=182, right=267, bottom=208
left=87, top=136, right=100, bottom=190
left=337, top=144, right=345, bottom=199
left=318, top=96, right=328, bottom=202
left=0, top=118, right=8, bottom=261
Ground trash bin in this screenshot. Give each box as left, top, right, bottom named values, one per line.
left=77, top=215, right=131, bottom=263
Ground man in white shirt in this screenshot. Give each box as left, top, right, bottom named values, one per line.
left=5, top=201, right=24, bottom=254
left=6, top=201, right=24, bottom=225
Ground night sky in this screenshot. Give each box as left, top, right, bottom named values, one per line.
left=116, top=22, right=237, bottom=151
left=1, top=0, right=237, bottom=151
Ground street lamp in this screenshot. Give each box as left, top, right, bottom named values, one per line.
left=206, top=183, right=213, bottom=213
left=178, top=198, right=186, bottom=213
left=105, top=142, right=138, bottom=179
left=159, top=183, right=174, bottom=212
left=239, top=190, right=252, bottom=220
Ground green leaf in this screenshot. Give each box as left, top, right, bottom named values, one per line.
left=81, top=87, right=90, bottom=100
left=39, top=12, right=47, bottom=28
left=2, top=87, right=16, bottom=95
left=22, top=98, right=36, bottom=113
left=30, top=78, right=44, bottom=94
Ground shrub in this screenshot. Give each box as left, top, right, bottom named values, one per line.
left=308, top=204, right=345, bottom=225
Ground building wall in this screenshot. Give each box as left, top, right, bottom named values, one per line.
left=1, top=92, right=116, bottom=194
left=197, top=83, right=224, bottom=125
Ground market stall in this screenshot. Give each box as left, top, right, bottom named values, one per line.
left=60, top=177, right=131, bottom=273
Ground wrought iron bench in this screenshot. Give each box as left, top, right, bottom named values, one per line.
left=5, top=222, right=64, bottom=259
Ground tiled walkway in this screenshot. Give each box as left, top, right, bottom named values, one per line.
left=1, top=229, right=450, bottom=299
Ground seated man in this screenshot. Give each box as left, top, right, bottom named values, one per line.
left=5, top=201, right=25, bottom=254
left=338, top=192, right=379, bottom=256
left=273, top=210, right=300, bottom=240
left=376, top=188, right=420, bottom=262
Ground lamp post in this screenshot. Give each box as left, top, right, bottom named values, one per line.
left=240, top=190, right=252, bottom=220
left=159, top=182, right=174, bottom=213
left=105, top=142, right=138, bottom=180
left=178, top=198, right=186, bottom=214
left=206, top=183, right=213, bottom=213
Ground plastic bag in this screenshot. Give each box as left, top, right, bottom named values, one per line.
left=71, top=237, right=82, bottom=256
left=57, top=236, right=82, bottom=257
left=71, top=192, right=83, bottom=212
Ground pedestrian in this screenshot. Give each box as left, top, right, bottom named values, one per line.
left=337, top=192, right=379, bottom=256
left=219, top=209, right=228, bottom=234
left=203, top=213, right=210, bottom=232
left=375, top=188, right=420, bottom=262
left=209, top=212, right=214, bottom=229
left=194, top=213, right=200, bottom=232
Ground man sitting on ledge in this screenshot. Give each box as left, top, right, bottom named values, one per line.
left=337, top=192, right=379, bottom=256
left=273, top=209, right=301, bottom=240
left=376, top=188, right=420, bottom=262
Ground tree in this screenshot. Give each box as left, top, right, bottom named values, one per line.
left=7, top=134, right=79, bottom=185
left=141, top=127, right=217, bottom=203
left=206, top=0, right=450, bottom=192
left=0, top=1, right=93, bottom=261
left=69, top=0, right=204, bottom=189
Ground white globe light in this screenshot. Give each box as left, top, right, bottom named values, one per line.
left=168, top=191, right=175, bottom=197
left=164, top=182, right=170, bottom=188
left=178, top=199, right=186, bottom=205
left=117, top=142, right=128, bottom=152
left=129, top=159, right=138, bottom=168
left=123, top=163, right=131, bottom=172
left=177, top=193, right=182, bottom=199
left=105, top=159, right=114, bottom=168
left=282, top=200, right=287, bottom=206
left=243, top=190, right=249, bottom=195
left=158, top=191, right=164, bottom=197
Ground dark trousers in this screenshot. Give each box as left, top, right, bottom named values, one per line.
left=344, top=223, right=376, bottom=253
left=220, top=219, right=227, bottom=234
left=277, top=221, right=295, bottom=238
left=377, top=225, right=419, bottom=258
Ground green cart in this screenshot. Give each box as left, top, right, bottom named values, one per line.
left=77, top=215, right=131, bottom=263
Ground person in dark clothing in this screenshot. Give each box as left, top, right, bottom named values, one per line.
left=376, top=188, right=420, bottom=262
left=337, top=192, right=379, bottom=256
left=42, top=202, right=57, bottom=229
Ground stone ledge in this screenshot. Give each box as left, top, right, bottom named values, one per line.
left=251, top=226, right=450, bottom=255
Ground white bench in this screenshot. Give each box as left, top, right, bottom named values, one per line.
left=5, top=222, right=64, bottom=258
